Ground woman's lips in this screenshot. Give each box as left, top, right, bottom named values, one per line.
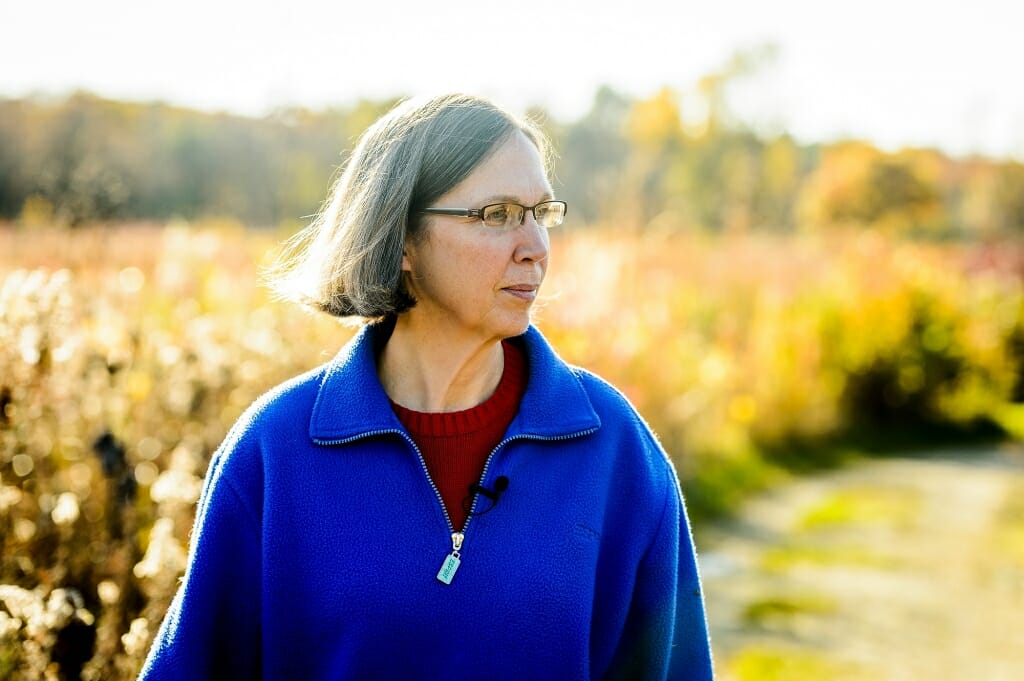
left=502, top=285, right=538, bottom=301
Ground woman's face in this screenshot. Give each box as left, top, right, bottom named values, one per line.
left=402, top=131, right=552, bottom=343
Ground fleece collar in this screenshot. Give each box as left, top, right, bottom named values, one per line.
left=309, top=323, right=601, bottom=445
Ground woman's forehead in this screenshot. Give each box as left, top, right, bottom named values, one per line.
left=443, top=131, right=552, bottom=205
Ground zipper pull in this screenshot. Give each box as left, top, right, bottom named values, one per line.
left=436, top=532, right=464, bottom=585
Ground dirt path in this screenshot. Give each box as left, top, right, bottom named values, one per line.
left=698, top=444, right=1024, bottom=681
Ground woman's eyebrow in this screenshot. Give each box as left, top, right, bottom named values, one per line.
left=478, top=191, right=555, bottom=205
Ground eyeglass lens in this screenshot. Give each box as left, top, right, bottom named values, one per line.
left=481, top=202, right=565, bottom=228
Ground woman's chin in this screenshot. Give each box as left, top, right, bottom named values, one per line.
left=497, top=311, right=533, bottom=339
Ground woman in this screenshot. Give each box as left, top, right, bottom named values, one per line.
left=140, top=94, right=713, bottom=680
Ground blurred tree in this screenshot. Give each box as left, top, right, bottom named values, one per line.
left=798, top=142, right=947, bottom=234
left=698, top=43, right=780, bottom=137
left=622, top=87, right=685, bottom=228
left=755, top=134, right=802, bottom=231
left=957, top=160, right=1001, bottom=237
left=30, top=93, right=128, bottom=225
left=618, top=44, right=789, bottom=233
left=993, top=162, right=1024, bottom=233
left=554, top=86, right=631, bottom=226
left=0, top=99, right=30, bottom=217
left=0, top=86, right=1018, bottom=237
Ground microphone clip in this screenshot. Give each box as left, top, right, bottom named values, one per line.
left=462, top=476, right=509, bottom=516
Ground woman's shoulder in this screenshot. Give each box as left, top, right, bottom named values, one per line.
left=520, top=326, right=672, bottom=468
left=559, top=363, right=653, bottom=435
left=521, top=327, right=652, bottom=432
left=569, top=365, right=645, bottom=422
left=217, top=359, right=334, bottom=456
left=568, top=364, right=677, bottom=476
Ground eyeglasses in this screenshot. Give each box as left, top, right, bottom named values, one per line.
left=417, top=200, right=567, bottom=229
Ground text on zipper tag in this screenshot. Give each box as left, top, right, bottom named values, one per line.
left=436, top=553, right=460, bottom=585
left=437, top=532, right=464, bottom=585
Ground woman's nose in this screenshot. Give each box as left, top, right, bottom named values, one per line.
left=514, top=214, right=550, bottom=264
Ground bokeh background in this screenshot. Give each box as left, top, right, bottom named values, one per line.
left=2, top=1, right=1023, bottom=679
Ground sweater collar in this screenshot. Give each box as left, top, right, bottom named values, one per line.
left=309, top=322, right=601, bottom=445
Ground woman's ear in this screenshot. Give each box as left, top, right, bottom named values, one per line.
left=401, top=244, right=413, bottom=273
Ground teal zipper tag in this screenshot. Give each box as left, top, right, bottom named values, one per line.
left=437, top=532, right=464, bottom=585
left=437, top=553, right=461, bottom=585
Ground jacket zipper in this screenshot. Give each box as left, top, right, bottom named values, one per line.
left=315, top=426, right=598, bottom=585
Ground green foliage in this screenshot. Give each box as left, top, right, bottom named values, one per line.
left=797, top=487, right=920, bottom=531
left=759, top=542, right=902, bottom=572
left=679, top=448, right=781, bottom=524
left=543, top=229, right=1024, bottom=524
left=0, top=93, right=397, bottom=227
left=742, top=594, right=838, bottom=625
left=2, top=86, right=1022, bottom=235
left=728, top=645, right=870, bottom=681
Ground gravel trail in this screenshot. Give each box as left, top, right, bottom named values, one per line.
left=699, top=444, right=1024, bottom=681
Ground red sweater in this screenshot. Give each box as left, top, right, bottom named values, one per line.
left=391, top=339, right=527, bottom=532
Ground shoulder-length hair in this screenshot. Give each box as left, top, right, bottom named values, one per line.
left=264, top=93, right=551, bottom=321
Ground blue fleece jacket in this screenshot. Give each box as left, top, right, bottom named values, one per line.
left=139, top=323, right=714, bottom=680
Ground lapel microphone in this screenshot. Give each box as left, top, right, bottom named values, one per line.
left=462, top=476, right=509, bottom=516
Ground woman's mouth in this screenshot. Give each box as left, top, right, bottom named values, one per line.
left=502, top=285, right=538, bottom=301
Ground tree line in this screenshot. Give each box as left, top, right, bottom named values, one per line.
left=1, top=87, right=1022, bottom=236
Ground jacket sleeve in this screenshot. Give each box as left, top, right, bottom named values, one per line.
left=606, top=470, right=715, bottom=681
left=666, top=478, right=715, bottom=680
left=138, top=449, right=262, bottom=681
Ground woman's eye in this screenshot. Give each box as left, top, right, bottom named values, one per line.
left=483, top=206, right=509, bottom=224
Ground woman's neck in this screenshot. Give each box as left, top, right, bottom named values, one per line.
left=377, top=315, right=505, bottom=413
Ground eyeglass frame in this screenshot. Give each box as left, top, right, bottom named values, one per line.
left=415, top=200, right=568, bottom=228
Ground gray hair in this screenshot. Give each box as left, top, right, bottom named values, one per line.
left=264, top=94, right=551, bottom=320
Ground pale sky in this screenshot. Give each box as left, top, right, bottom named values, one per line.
left=3, top=0, right=1022, bottom=160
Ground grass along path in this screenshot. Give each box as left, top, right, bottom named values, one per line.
left=698, top=444, right=1024, bottom=681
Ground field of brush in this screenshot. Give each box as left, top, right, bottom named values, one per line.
left=1, top=222, right=1022, bottom=679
